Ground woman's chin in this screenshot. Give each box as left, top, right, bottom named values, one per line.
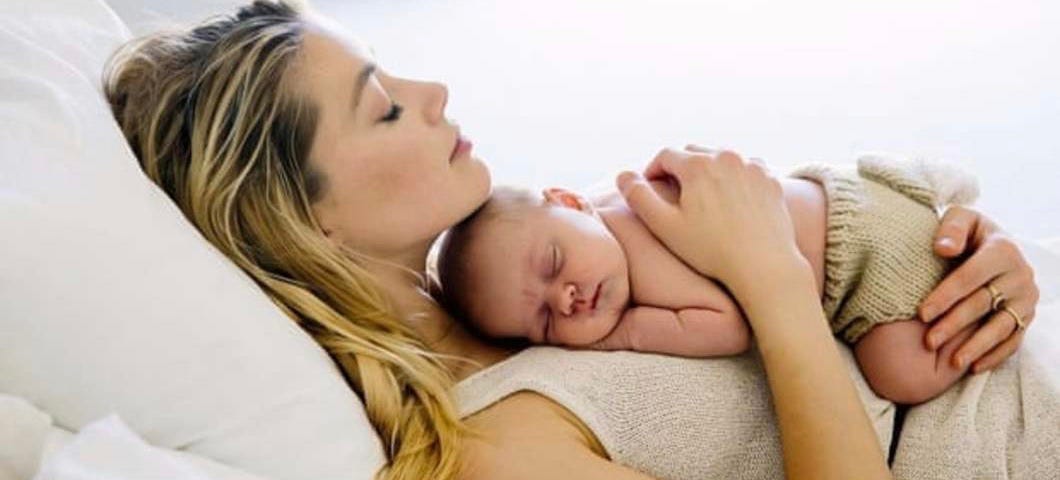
left=468, top=156, right=492, bottom=204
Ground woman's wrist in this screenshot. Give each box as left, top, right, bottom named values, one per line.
left=724, top=249, right=890, bottom=478
left=726, top=251, right=816, bottom=305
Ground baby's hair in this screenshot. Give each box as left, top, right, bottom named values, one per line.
left=437, top=186, right=542, bottom=335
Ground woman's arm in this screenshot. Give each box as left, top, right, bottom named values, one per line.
left=460, top=392, right=656, bottom=480
left=617, top=146, right=891, bottom=479
left=733, top=260, right=891, bottom=478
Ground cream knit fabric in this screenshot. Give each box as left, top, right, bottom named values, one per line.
left=455, top=342, right=1059, bottom=479
left=788, top=155, right=980, bottom=343
left=456, top=343, right=896, bottom=479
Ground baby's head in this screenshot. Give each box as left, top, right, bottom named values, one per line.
left=438, top=186, right=630, bottom=347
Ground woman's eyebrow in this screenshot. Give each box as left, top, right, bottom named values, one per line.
left=351, top=62, right=377, bottom=110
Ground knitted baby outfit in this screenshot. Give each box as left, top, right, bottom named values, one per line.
left=787, top=154, right=980, bottom=343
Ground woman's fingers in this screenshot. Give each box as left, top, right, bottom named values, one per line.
left=932, top=205, right=981, bottom=257
left=923, top=266, right=1022, bottom=349
left=643, top=147, right=692, bottom=181
left=918, top=242, right=1000, bottom=323
left=951, top=299, right=1034, bottom=369
left=616, top=170, right=678, bottom=237
left=970, top=329, right=1026, bottom=373
left=684, top=143, right=720, bottom=155
left=684, top=143, right=767, bottom=167
left=923, top=281, right=992, bottom=349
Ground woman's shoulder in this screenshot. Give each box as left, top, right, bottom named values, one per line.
left=459, top=391, right=615, bottom=479
left=466, top=390, right=607, bottom=457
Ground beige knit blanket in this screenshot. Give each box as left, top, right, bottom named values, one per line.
left=893, top=237, right=1060, bottom=479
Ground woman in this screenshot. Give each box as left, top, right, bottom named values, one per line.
left=101, top=1, right=1042, bottom=479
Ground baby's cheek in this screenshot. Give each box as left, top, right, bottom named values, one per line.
left=572, top=313, right=624, bottom=346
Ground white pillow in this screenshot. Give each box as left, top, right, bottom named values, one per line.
left=0, top=1, right=385, bottom=479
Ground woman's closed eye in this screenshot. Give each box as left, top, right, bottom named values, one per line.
left=379, top=101, right=403, bottom=123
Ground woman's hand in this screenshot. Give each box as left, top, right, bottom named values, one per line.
left=917, top=205, right=1041, bottom=373
left=616, top=145, right=805, bottom=296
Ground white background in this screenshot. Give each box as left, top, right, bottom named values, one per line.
left=313, top=0, right=1058, bottom=239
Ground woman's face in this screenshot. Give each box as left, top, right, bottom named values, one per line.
left=296, top=25, right=491, bottom=259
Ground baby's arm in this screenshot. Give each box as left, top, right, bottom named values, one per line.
left=588, top=305, right=751, bottom=357
left=853, top=318, right=976, bottom=405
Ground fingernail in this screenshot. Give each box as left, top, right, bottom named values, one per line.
left=920, top=306, right=935, bottom=322
left=956, top=355, right=968, bottom=368
left=937, top=237, right=954, bottom=249
left=927, top=335, right=938, bottom=350
left=616, top=171, right=636, bottom=193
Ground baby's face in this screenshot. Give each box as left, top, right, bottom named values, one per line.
left=465, top=201, right=630, bottom=347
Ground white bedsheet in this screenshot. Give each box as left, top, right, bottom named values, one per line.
left=32, top=416, right=266, bottom=480
left=1018, top=236, right=1060, bottom=388
left=0, top=398, right=265, bottom=480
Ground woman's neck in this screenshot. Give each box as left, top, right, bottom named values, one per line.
left=364, top=243, right=520, bottom=381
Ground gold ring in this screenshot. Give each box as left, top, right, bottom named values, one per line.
left=986, top=282, right=1006, bottom=311
left=999, top=305, right=1026, bottom=333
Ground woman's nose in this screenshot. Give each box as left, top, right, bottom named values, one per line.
left=421, top=80, right=448, bottom=125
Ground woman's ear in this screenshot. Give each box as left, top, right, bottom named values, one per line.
left=542, top=187, right=593, bottom=213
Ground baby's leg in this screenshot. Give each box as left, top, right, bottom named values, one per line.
left=852, top=318, right=977, bottom=405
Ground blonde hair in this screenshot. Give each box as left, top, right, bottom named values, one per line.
left=102, top=2, right=466, bottom=478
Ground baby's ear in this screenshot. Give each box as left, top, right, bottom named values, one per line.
left=542, top=187, right=592, bottom=213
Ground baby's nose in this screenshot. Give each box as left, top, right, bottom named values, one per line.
left=557, top=283, right=588, bottom=316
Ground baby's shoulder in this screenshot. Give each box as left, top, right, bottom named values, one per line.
left=597, top=202, right=729, bottom=308
left=591, top=179, right=678, bottom=209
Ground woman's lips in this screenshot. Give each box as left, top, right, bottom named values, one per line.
left=450, top=135, right=472, bottom=161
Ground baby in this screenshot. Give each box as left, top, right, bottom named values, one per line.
left=437, top=154, right=980, bottom=404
